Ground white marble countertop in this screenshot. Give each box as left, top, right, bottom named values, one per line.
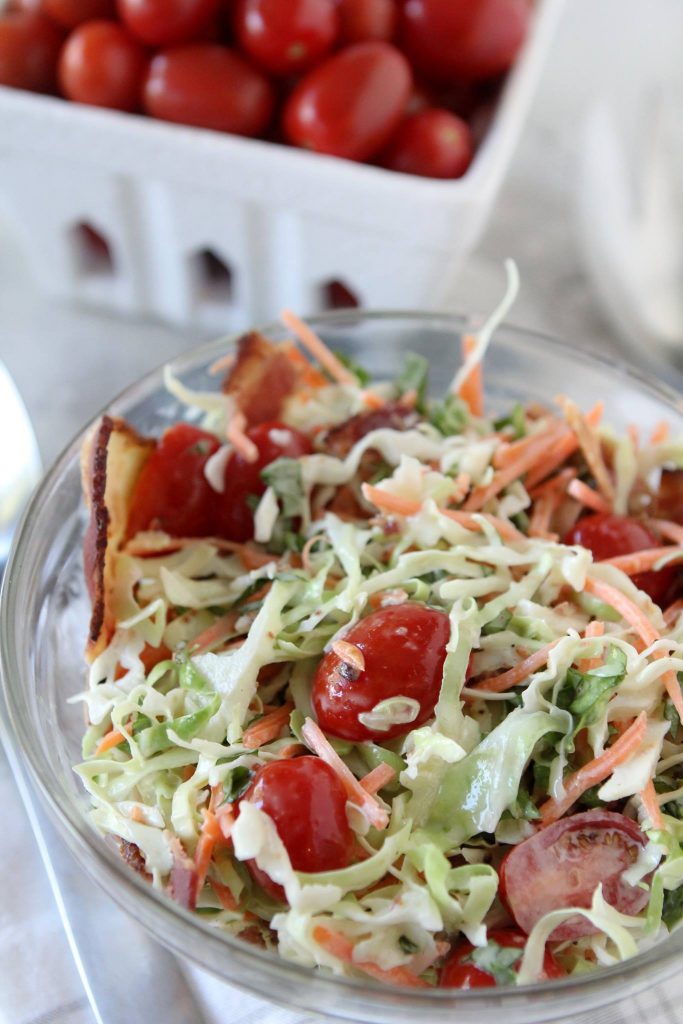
left=1, top=2, right=683, bottom=1022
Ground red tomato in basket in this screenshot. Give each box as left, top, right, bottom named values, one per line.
left=239, top=756, right=355, bottom=902
left=564, top=512, right=677, bottom=607
left=336, top=0, right=397, bottom=45
left=499, top=811, right=649, bottom=942
left=0, top=11, right=63, bottom=92
left=42, top=0, right=115, bottom=29
left=399, top=0, right=530, bottom=83
left=233, top=0, right=339, bottom=76
left=312, top=603, right=450, bottom=742
left=440, top=928, right=564, bottom=989
left=213, top=420, right=313, bottom=542
left=283, top=41, right=412, bottom=161
left=380, top=107, right=472, bottom=178
left=127, top=423, right=221, bottom=538
left=58, top=20, right=147, bottom=110
left=143, top=44, right=274, bottom=135
left=117, top=0, right=219, bottom=46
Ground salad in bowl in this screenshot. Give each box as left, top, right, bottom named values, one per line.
left=71, top=265, right=683, bottom=993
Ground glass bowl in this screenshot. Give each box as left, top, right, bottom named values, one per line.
left=2, top=311, right=683, bottom=1024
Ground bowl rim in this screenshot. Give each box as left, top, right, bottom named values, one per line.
left=3, top=308, right=683, bottom=1017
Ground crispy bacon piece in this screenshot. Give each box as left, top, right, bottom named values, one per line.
left=656, top=469, right=683, bottom=524
left=167, top=835, right=198, bottom=910
left=222, top=331, right=301, bottom=427
left=81, top=416, right=155, bottom=663
left=323, top=402, right=418, bottom=459
left=117, top=838, right=151, bottom=882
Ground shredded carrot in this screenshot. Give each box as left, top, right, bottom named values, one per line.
left=524, top=402, right=603, bottom=490
left=361, top=389, right=387, bottom=410
left=215, top=802, right=235, bottom=842
left=640, top=779, right=664, bottom=830
left=129, top=805, right=145, bottom=823
left=557, top=396, right=614, bottom=503
left=649, top=519, right=683, bottom=545
left=472, top=640, right=560, bottom=694
left=283, top=341, right=329, bottom=389
left=238, top=545, right=278, bottom=571
left=359, top=762, right=396, bottom=795
left=464, top=426, right=567, bottom=512
left=650, top=420, right=670, bottom=445
left=209, top=878, right=239, bottom=911
left=361, top=483, right=524, bottom=542
left=281, top=310, right=357, bottom=386
left=627, top=424, right=640, bottom=452
left=278, top=742, right=307, bottom=759
left=301, top=718, right=388, bottom=830
left=227, top=410, right=258, bottom=462
left=579, top=621, right=604, bottom=673
left=528, top=494, right=558, bottom=540
left=313, top=926, right=428, bottom=988
left=457, top=334, right=483, bottom=417
left=539, top=712, right=648, bottom=825
left=664, top=598, right=683, bottom=629
left=242, top=704, right=293, bottom=750
left=528, top=467, right=577, bottom=500
left=192, top=612, right=240, bottom=655
left=567, top=478, right=611, bottom=513
left=194, top=809, right=221, bottom=900
left=602, top=546, right=683, bottom=576
left=95, top=723, right=131, bottom=756
left=450, top=472, right=471, bottom=504
left=583, top=577, right=659, bottom=646
left=493, top=422, right=556, bottom=469
left=209, top=352, right=236, bottom=376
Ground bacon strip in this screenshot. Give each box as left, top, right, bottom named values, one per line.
left=221, top=331, right=301, bottom=427
left=81, top=416, right=155, bottom=662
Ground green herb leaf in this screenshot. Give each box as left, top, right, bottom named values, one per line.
left=398, top=935, right=419, bottom=954
left=429, top=394, right=470, bottom=436
left=333, top=351, right=371, bottom=387
left=395, top=352, right=429, bottom=412
left=261, top=458, right=306, bottom=518
left=557, top=645, right=627, bottom=735
left=136, top=693, right=220, bottom=758
left=467, top=940, right=523, bottom=986
left=481, top=609, right=512, bottom=636
left=224, top=766, right=254, bottom=802
left=493, top=403, right=526, bottom=439
left=663, top=885, right=683, bottom=930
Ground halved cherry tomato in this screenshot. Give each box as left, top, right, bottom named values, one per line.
left=143, top=44, right=274, bottom=135
left=336, top=0, right=396, bottom=45
left=117, top=0, right=219, bottom=45
left=233, top=0, right=339, bottom=76
left=127, top=423, right=220, bottom=538
left=440, top=927, right=563, bottom=988
left=213, top=420, right=313, bottom=542
left=380, top=107, right=472, bottom=178
left=0, top=11, right=63, bottom=92
left=400, top=0, right=530, bottom=83
left=564, top=512, right=677, bottom=607
left=311, top=603, right=450, bottom=741
left=283, top=41, right=412, bottom=161
left=42, top=0, right=115, bottom=28
left=58, top=20, right=147, bottom=110
left=239, top=756, right=355, bottom=901
left=499, top=810, right=649, bottom=941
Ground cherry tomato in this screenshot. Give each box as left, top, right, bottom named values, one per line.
left=499, top=811, right=649, bottom=942
left=564, top=512, right=676, bottom=607
left=233, top=0, right=338, bottom=76
left=380, top=108, right=472, bottom=178
left=117, top=0, right=219, bottom=46
left=336, top=0, right=396, bottom=45
left=283, top=41, right=412, bottom=161
left=440, top=928, right=563, bottom=988
left=214, top=421, right=313, bottom=542
left=58, top=21, right=147, bottom=110
left=240, top=756, right=355, bottom=901
left=312, top=603, right=450, bottom=742
left=143, top=44, right=274, bottom=136
left=42, top=0, right=115, bottom=29
left=127, top=423, right=221, bottom=538
left=400, top=0, right=530, bottom=83
left=0, top=11, right=63, bottom=92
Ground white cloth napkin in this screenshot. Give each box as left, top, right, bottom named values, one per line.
left=2, top=743, right=683, bottom=1024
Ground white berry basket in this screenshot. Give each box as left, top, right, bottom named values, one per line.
left=0, top=0, right=562, bottom=331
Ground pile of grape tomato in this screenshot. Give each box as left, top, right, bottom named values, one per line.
left=0, top=0, right=533, bottom=178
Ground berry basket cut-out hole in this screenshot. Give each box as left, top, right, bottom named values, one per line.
left=70, top=222, right=115, bottom=277
left=321, top=279, right=360, bottom=310
left=190, top=248, right=234, bottom=305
